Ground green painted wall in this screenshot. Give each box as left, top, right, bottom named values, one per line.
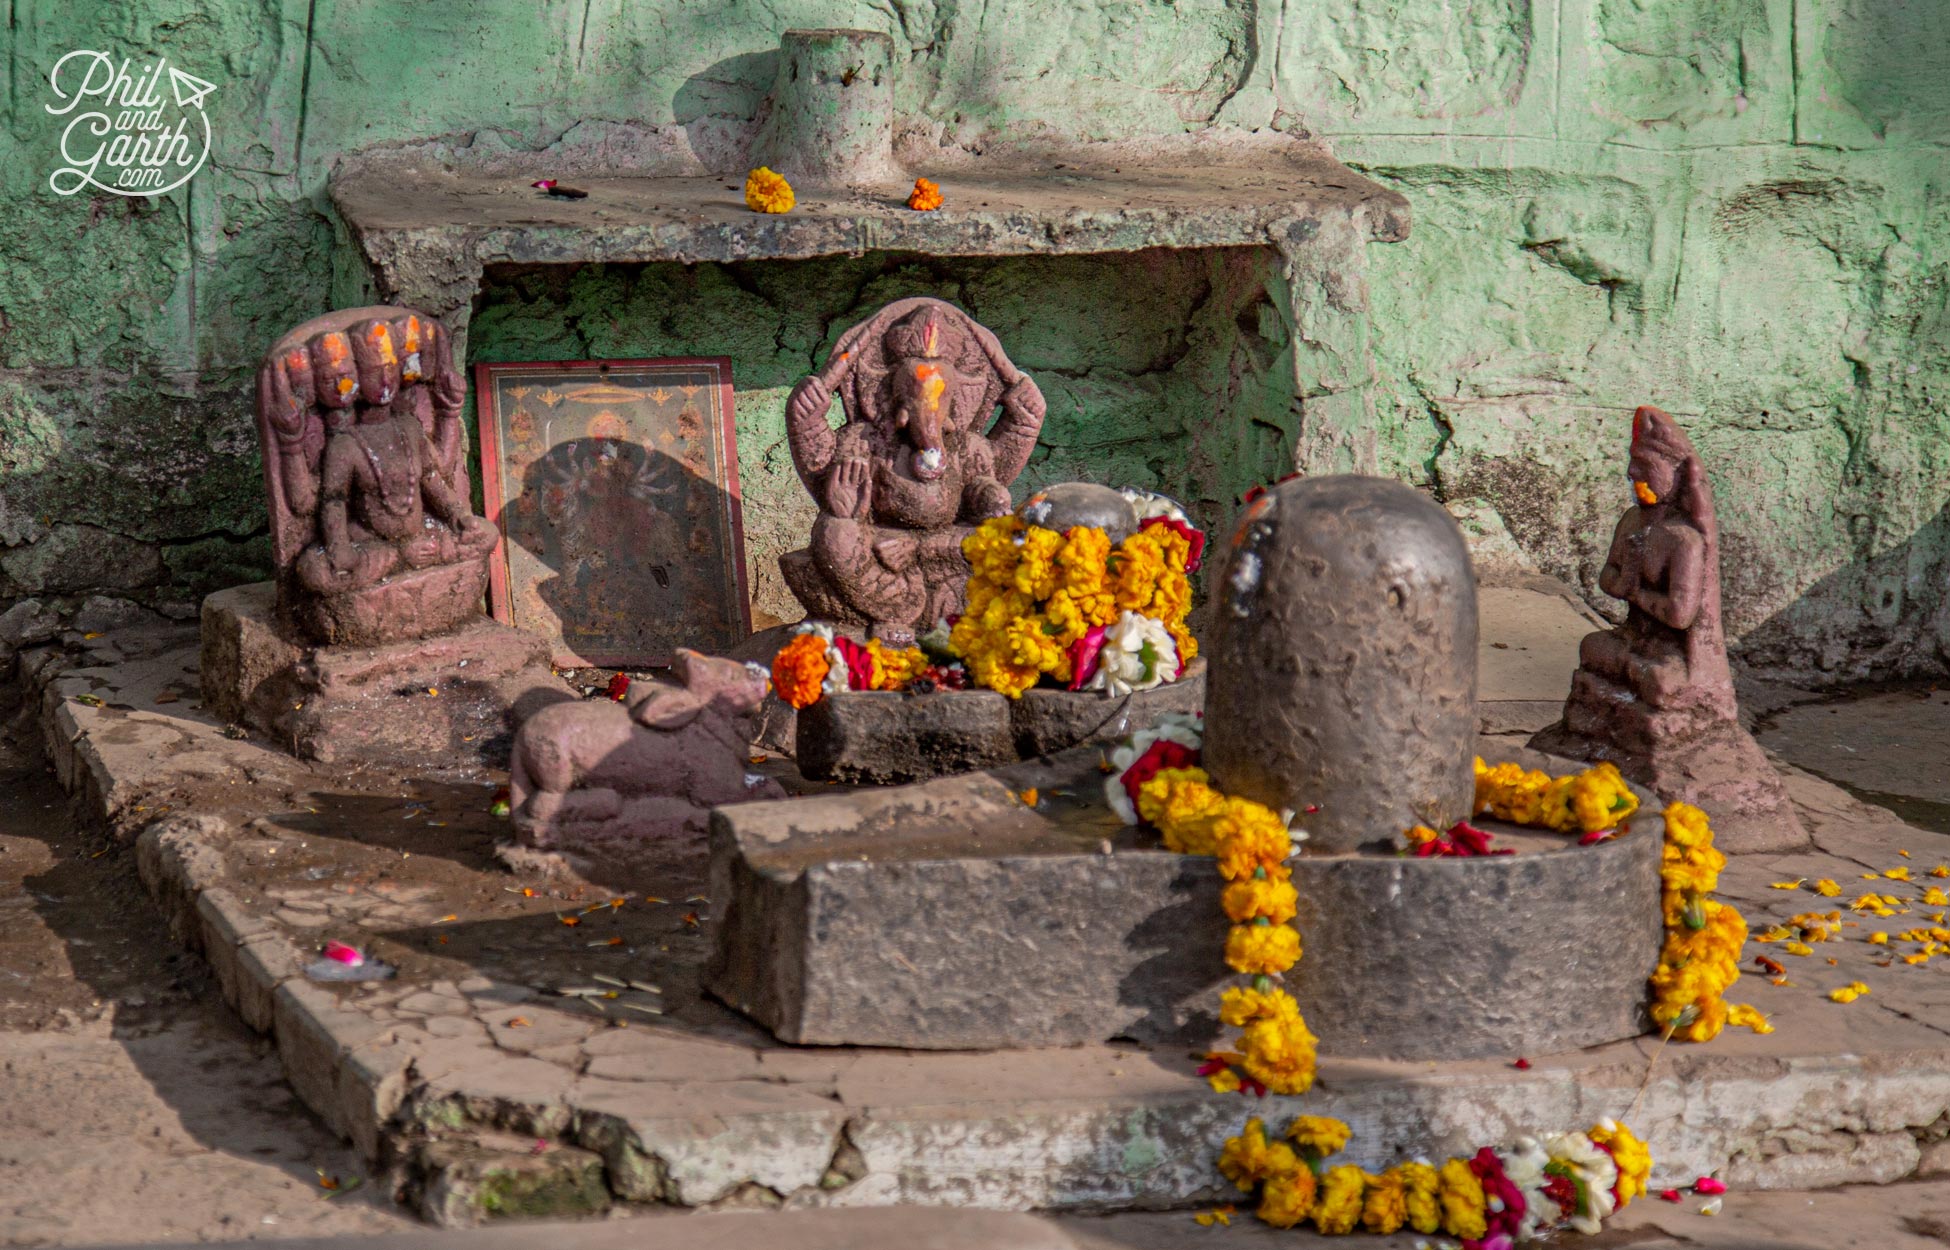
left=0, top=1, right=1944, bottom=680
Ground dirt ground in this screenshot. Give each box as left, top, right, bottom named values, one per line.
left=0, top=743, right=415, bottom=1245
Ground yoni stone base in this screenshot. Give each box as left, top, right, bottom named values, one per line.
left=200, top=582, right=573, bottom=768
left=796, top=660, right=1206, bottom=784
left=1532, top=669, right=1808, bottom=855
left=707, top=742, right=1662, bottom=1058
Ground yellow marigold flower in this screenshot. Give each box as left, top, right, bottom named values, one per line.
left=864, top=639, right=927, bottom=690
left=1285, top=1116, right=1352, bottom=1157
left=1222, top=876, right=1299, bottom=924
left=1656, top=994, right=1728, bottom=1042
left=1011, top=525, right=1064, bottom=598
left=1220, top=985, right=1300, bottom=1028
left=1588, top=1120, right=1652, bottom=1206
left=1310, top=1164, right=1366, bottom=1235
left=1214, top=803, right=1292, bottom=880
left=1926, top=886, right=1950, bottom=907
left=1870, top=931, right=1890, bottom=945
left=1256, top=1168, right=1317, bottom=1228
left=1886, top=866, right=1913, bottom=881
left=743, top=166, right=795, bottom=213
left=1225, top=922, right=1301, bottom=975
left=1217, top=1118, right=1300, bottom=1191
left=1207, top=1067, right=1242, bottom=1094
left=1727, top=1003, right=1774, bottom=1035
left=1663, top=801, right=1714, bottom=849
left=1815, top=878, right=1843, bottom=897
left=1004, top=615, right=1065, bottom=674
left=1783, top=941, right=1814, bottom=957
left=1397, top=1160, right=1442, bottom=1233
left=1933, top=865, right=1950, bottom=878
left=1361, top=1168, right=1408, bottom=1234
left=1404, top=824, right=1441, bottom=845
left=906, top=176, right=943, bottom=211
left=1237, top=1011, right=1317, bottom=1095
left=1436, top=1158, right=1488, bottom=1241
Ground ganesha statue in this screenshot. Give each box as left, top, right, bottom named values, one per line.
left=255, top=305, right=498, bottom=646
left=779, top=297, right=1046, bottom=643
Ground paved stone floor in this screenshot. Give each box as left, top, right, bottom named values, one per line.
left=5, top=585, right=1950, bottom=1243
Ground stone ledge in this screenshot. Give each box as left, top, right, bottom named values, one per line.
left=21, top=617, right=1950, bottom=1227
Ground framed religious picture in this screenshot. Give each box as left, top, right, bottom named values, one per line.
left=474, top=357, right=751, bottom=668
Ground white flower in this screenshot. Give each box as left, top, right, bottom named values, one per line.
left=791, top=622, right=851, bottom=696
left=1086, top=612, right=1180, bottom=699
left=1102, top=711, right=1203, bottom=825
left=1499, top=1137, right=1555, bottom=1239
left=1542, top=1131, right=1619, bottom=1234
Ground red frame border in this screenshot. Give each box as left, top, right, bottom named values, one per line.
left=473, top=356, right=750, bottom=669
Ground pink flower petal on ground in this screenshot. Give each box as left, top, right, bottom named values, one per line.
left=1695, top=1177, right=1727, bottom=1195
left=1658, top=1189, right=1682, bottom=1203
left=322, top=940, right=364, bottom=966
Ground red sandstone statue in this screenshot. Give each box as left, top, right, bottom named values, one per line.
left=1532, top=405, right=1807, bottom=852
left=508, top=650, right=786, bottom=863
left=256, top=306, right=496, bottom=645
left=778, top=298, right=1046, bottom=643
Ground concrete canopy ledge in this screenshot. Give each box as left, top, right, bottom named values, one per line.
left=330, top=131, right=1410, bottom=339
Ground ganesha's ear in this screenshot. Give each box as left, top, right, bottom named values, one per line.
left=634, top=689, right=708, bottom=731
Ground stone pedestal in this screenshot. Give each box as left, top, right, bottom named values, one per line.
left=796, top=660, right=1207, bottom=783
left=200, top=582, right=572, bottom=768
left=749, top=29, right=899, bottom=186
left=1533, top=679, right=1806, bottom=854
left=707, top=742, right=1662, bottom=1058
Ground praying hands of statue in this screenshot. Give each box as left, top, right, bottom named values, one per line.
left=1600, top=515, right=1705, bottom=634
left=826, top=457, right=873, bottom=521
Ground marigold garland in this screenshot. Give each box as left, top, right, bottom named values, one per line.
left=1219, top=1114, right=1652, bottom=1239
left=1473, top=756, right=1639, bottom=833
left=1651, top=800, right=1763, bottom=1042
left=950, top=502, right=1200, bottom=699
left=769, top=624, right=929, bottom=709
left=744, top=166, right=795, bottom=213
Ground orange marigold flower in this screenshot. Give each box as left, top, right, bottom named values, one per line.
left=744, top=166, right=795, bottom=213
left=771, top=633, right=831, bottom=708
left=907, top=176, right=943, bottom=211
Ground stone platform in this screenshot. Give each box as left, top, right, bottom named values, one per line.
left=14, top=609, right=1950, bottom=1227
left=709, top=743, right=1660, bottom=1057
left=795, top=661, right=1206, bottom=784
left=201, top=582, right=573, bottom=768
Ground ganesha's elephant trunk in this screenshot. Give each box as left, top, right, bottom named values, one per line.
left=897, top=359, right=951, bottom=482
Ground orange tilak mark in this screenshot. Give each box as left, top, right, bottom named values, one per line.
left=923, top=318, right=938, bottom=355
left=317, top=333, right=351, bottom=364
left=1635, top=480, right=1659, bottom=506
left=285, top=349, right=309, bottom=371
left=400, top=315, right=422, bottom=353
left=366, top=322, right=397, bottom=365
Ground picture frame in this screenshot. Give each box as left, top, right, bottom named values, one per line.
left=474, top=357, right=751, bottom=668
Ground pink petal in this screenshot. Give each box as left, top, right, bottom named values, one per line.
left=531, top=179, right=556, bottom=189
left=1695, top=1177, right=1727, bottom=1195
left=1066, top=625, right=1107, bottom=691
left=322, top=940, right=364, bottom=966
left=1658, top=1189, right=1682, bottom=1203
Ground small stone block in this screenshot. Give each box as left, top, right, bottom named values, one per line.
left=795, top=689, right=1015, bottom=783
left=796, top=665, right=1206, bottom=784
left=199, top=582, right=303, bottom=725
left=416, top=1139, right=612, bottom=1226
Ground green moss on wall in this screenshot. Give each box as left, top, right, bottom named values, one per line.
left=0, top=0, right=1945, bottom=680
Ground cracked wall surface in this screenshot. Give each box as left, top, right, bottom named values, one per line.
left=1, top=0, right=1947, bottom=681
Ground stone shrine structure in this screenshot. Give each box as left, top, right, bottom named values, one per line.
left=711, top=474, right=1660, bottom=1059
left=1533, top=406, right=1807, bottom=854
left=1203, top=475, right=1480, bottom=853
left=200, top=306, right=568, bottom=766
left=778, top=297, right=1046, bottom=643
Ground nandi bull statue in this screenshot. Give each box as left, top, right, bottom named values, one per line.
left=507, top=651, right=786, bottom=873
